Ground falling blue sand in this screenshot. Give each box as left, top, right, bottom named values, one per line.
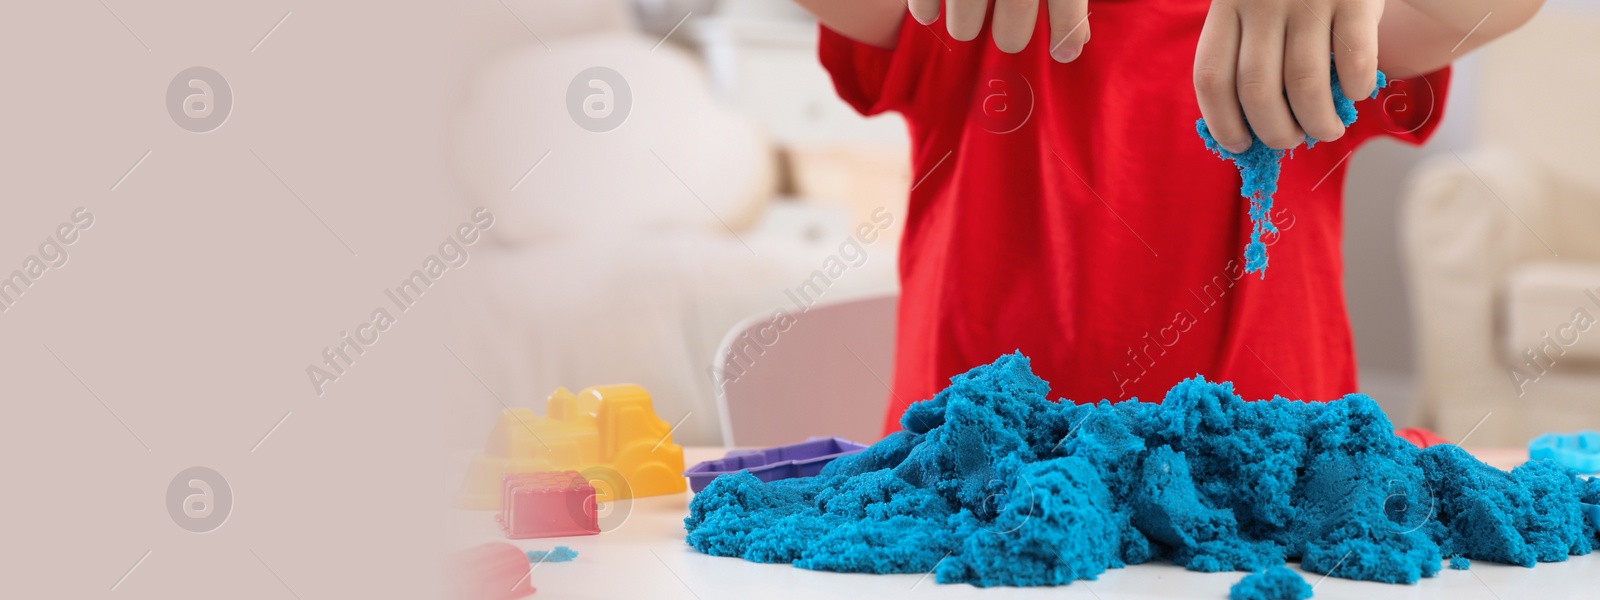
left=1197, top=67, right=1388, bottom=275
left=525, top=546, right=578, bottom=563
left=1230, top=566, right=1312, bottom=600
left=685, top=353, right=1598, bottom=587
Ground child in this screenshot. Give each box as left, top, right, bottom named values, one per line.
left=792, top=0, right=1542, bottom=434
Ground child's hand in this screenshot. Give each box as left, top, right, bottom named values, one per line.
left=1193, top=0, right=1382, bottom=153
left=908, top=0, right=1093, bottom=62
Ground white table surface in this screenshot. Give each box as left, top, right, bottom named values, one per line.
left=446, top=447, right=1598, bottom=600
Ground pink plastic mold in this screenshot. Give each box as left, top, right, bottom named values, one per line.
left=497, top=471, right=600, bottom=539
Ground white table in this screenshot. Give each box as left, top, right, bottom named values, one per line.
left=446, top=448, right=1598, bottom=599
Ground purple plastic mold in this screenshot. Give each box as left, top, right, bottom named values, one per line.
left=684, top=437, right=868, bottom=492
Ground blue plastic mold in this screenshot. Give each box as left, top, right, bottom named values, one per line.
left=1529, top=431, right=1600, bottom=473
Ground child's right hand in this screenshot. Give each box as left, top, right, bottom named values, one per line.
left=907, top=0, right=1093, bottom=62
left=1193, top=0, right=1383, bottom=152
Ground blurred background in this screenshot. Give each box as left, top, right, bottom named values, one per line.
left=3, top=2, right=1597, bottom=596
left=442, top=0, right=1600, bottom=450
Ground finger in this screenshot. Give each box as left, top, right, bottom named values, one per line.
left=908, top=0, right=941, bottom=26
left=1046, top=0, right=1091, bottom=62
left=1284, top=9, right=1343, bottom=141
left=1331, top=0, right=1381, bottom=100
left=992, top=0, right=1040, bottom=54
left=1194, top=5, right=1250, bottom=153
left=1237, top=6, right=1304, bottom=150
left=946, top=0, right=988, bottom=42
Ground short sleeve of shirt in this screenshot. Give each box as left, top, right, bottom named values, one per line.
left=818, top=16, right=925, bottom=117
left=1350, top=66, right=1452, bottom=146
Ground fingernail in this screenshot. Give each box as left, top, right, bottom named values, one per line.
left=1224, top=141, right=1251, bottom=154
left=914, top=14, right=935, bottom=26
left=1051, top=44, right=1079, bottom=63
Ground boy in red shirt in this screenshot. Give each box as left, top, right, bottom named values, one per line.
left=793, top=0, right=1541, bottom=434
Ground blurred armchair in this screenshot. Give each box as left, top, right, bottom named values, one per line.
left=1400, top=9, right=1600, bottom=447
left=444, top=0, right=906, bottom=448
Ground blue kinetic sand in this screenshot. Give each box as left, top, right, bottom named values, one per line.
left=1448, top=556, right=1470, bottom=570
left=1197, top=67, right=1388, bottom=275
left=1230, top=566, right=1312, bottom=600
left=1585, top=478, right=1600, bottom=533
left=1529, top=431, right=1600, bottom=473
left=525, top=546, right=578, bottom=563
left=685, top=353, right=1597, bottom=587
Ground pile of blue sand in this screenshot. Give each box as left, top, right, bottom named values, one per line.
left=525, top=546, right=578, bottom=563
left=1230, top=566, right=1312, bottom=600
left=1196, top=67, right=1388, bottom=275
left=684, top=353, right=1598, bottom=587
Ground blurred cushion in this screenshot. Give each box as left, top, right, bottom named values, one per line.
left=1502, top=261, right=1600, bottom=367
left=450, top=33, right=775, bottom=246
left=785, top=142, right=909, bottom=242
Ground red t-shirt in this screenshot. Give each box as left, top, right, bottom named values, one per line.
left=817, top=4, right=1450, bottom=435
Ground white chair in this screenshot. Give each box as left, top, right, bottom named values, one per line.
left=712, top=293, right=897, bottom=447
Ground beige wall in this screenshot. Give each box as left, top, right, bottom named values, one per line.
left=2, top=2, right=459, bottom=597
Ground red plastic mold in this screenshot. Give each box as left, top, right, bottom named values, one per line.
left=497, top=471, right=600, bottom=539
left=1395, top=427, right=1449, bottom=449
left=447, top=542, right=535, bottom=600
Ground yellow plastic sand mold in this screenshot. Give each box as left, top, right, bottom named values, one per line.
left=456, top=384, right=687, bottom=510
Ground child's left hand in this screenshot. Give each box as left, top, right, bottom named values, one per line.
left=1192, top=0, right=1382, bottom=153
